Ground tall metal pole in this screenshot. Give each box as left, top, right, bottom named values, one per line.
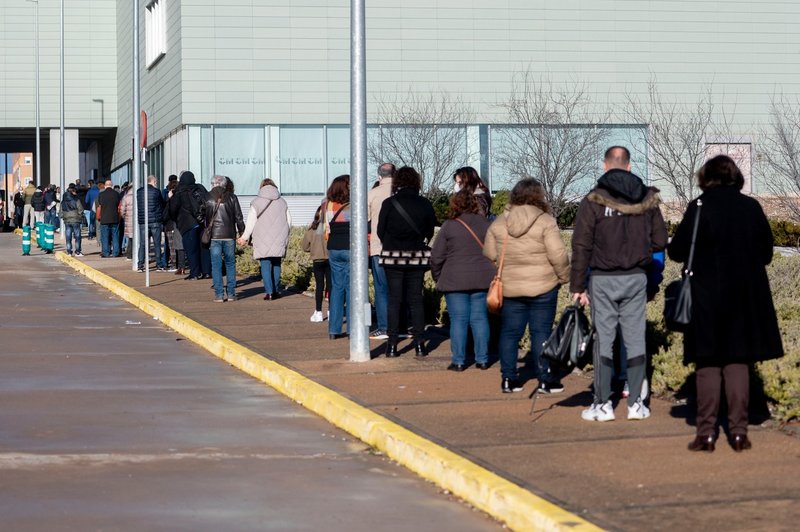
left=59, top=0, right=64, bottom=196
left=349, top=0, right=370, bottom=361
left=131, top=0, right=141, bottom=272
left=32, top=0, right=40, bottom=188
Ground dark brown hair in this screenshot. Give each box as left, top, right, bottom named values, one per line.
left=260, top=178, right=278, bottom=188
left=327, top=174, right=350, bottom=203
left=453, top=166, right=489, bottom=194
left=392, top=166, right=421, bottom=195
left=449, top=190, right=480, bottom=218
left=509, top=178, right=551, bottom=213
left=310, top=204, right=324, bottom=230
left=697, top=154, right=745, bottom=191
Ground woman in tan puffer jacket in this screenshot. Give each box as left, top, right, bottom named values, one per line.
left=484, top=178, right=570, bottom=395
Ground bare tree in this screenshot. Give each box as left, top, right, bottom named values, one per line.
left=494, top=69, right=610, bottom=219
left=759, top=95, right=800, bottom=222
left=368, top=90, right=475, bottom=193
left=623, top=81, right=730, bottom=215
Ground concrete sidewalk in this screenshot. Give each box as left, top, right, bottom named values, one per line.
left=49, top=235, right=800, bottom=530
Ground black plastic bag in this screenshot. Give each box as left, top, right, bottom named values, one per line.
left=541, top=304, right=593, bottom=371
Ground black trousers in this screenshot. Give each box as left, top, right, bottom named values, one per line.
left=695, top=363, right=749, bottom=437
left=312, top=260, right=331, bottom=312
left=385, top=267, right=426, bottom=339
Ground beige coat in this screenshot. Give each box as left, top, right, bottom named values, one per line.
left=367, top=177, right=392, bottom=255
left=484, top=204, right=570, bottom=298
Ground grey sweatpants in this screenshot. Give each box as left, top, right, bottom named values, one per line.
left=589, top=273, right=647, bottom=406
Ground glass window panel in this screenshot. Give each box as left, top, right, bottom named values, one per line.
left=278, top=127, right=325, bottom=194
left=326, top=126, right=350, bottom=183
left=213, top=127, right=264, bottom=195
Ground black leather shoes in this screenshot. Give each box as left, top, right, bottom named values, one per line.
left=384, top=339, right=399, bottom=357
left=475, top=362, right=490, bottom=370
left=688, top=435, right=716, bottom=453
left=329, top=333, right=348, bottom=340
left=731, top=434, right=752, bottom=452
left=447, top=363, right=466, bottom=372
left=413, top=339, right=428, bottom=357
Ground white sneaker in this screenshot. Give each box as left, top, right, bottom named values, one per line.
left=627, top=398, right=651, bottom=420
left=310, top=311, right=324, bottom=323
left=581, top=401, right=615, bottom=422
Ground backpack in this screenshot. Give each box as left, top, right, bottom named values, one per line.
left=541, top=304, right=594, bottom=371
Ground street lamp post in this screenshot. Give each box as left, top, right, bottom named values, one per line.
left=59, top=0, right=64, bottom=198
left=26, top=0, right=41, bottom=189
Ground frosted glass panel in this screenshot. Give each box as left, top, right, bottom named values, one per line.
left=279, top=127, right=325, bottom=194
left=326, top=126, right=350, bottom=184
left=214, top=127, right=265, bottom=195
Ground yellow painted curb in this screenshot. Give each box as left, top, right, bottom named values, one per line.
left=56, top=251, right=602, bottom=532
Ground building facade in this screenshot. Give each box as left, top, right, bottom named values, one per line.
left=2, top=0, right=800, bottom=222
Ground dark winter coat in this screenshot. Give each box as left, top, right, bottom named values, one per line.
left=570, top=169, right=668, bottom=293
left=169, top=171, right=209, bottom=234
left=203, top=187, right=244, bottom=240
left=377, top=188, right=436, bottom=252
left=31, top=190, right=45, bottom=211
left=137, top=184, right=165, bottom=225
left=430, top=213, right=495, bottom=292
left=668, top=186, right=784, bottom=366
left=61, top=191, right=84, bottom=224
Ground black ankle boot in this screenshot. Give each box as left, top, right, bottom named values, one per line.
left=413, top=338, right=428, bottom=357
left=384, top=337, right=399, bottom=357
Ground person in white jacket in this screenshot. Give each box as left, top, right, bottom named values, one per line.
left=238, top=179, right=291, bottom=300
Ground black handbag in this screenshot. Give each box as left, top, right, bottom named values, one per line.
left=663, top=199, right=702, bottom=331
left=542, top=303, right=594, bottom=371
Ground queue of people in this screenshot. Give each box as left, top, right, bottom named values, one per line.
left=16, top=147, right=782, bottom=453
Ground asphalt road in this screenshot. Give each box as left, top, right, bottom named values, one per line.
left=0, top=235, right=498, bottom=531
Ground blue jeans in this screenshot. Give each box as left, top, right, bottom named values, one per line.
left=138, top=222, right=165, bottom=269
left=370, top=255, right=388, bottom=331
left=328, top=249, right=350, bottom=335
left=182, top=225, right=202, bottom=278
left=445, top=291, right=490, bottom=365
left=45, top=207, right=57, bottom=227
left=498, top=286, right=559, bottom=381
left=259, top=257, right=282, bottom=295
left=85, top=210, right=96, bottom=237
left=65, top=223, right=82, bottom=254
left=210, top=239, right=237, bottom=299
left=100, top=223, right=120, bottom=257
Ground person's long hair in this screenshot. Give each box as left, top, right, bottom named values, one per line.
left=327, top=175, right=350, bottom=203
left=310, top=204, right=324, bottom=230
left=454, top=166, right=489, bottom=194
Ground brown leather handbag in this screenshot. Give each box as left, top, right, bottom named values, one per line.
left=486, top=232, right=508, bottom=314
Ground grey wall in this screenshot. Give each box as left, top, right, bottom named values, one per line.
left=114, top=0, right=183, bottom=170
left=0, top=0, right=117, bottom=129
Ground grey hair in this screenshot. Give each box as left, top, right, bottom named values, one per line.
left=211, top=175, right=229, bottom=189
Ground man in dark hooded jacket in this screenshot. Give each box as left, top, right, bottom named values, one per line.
left=168, top=171, right=210, bottom=280
left=571, top=146, right=668, bottom=423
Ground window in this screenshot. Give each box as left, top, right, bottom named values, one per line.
left=278, top=127, right=325, bottom=194
left=24, top=156, right=32, bottom=165
left=214, top=127, right=265, bottom=194
left=145, top=0, right=167, bottom=68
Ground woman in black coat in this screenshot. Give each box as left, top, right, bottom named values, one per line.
left=377, top=166, right=437, bottom=358
left=668, top=155, right=783, bottom=453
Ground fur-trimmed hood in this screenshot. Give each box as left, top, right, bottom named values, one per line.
left=587, top=169, right=661, bottom=215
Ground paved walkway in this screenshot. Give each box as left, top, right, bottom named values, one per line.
left=24, top=233, right=800, bottom=531
left=0, top=236, right=499, bottom=531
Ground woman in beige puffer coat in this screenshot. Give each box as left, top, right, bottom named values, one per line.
left=484, top=178, right=570, bottom=395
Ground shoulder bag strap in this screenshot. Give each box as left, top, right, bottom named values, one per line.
left=330, top=202, right=349, bottom=223
left=207, top=197, right=221, bottom=227
left=455, top=217, right=483, bottom=249
left=255, top=199, right=273, bottom=219
left=496, top=232, right=509, bottom=278
left=684, top=199, right=703, bottom=275
left=391, top=197, right=425, bottom=239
